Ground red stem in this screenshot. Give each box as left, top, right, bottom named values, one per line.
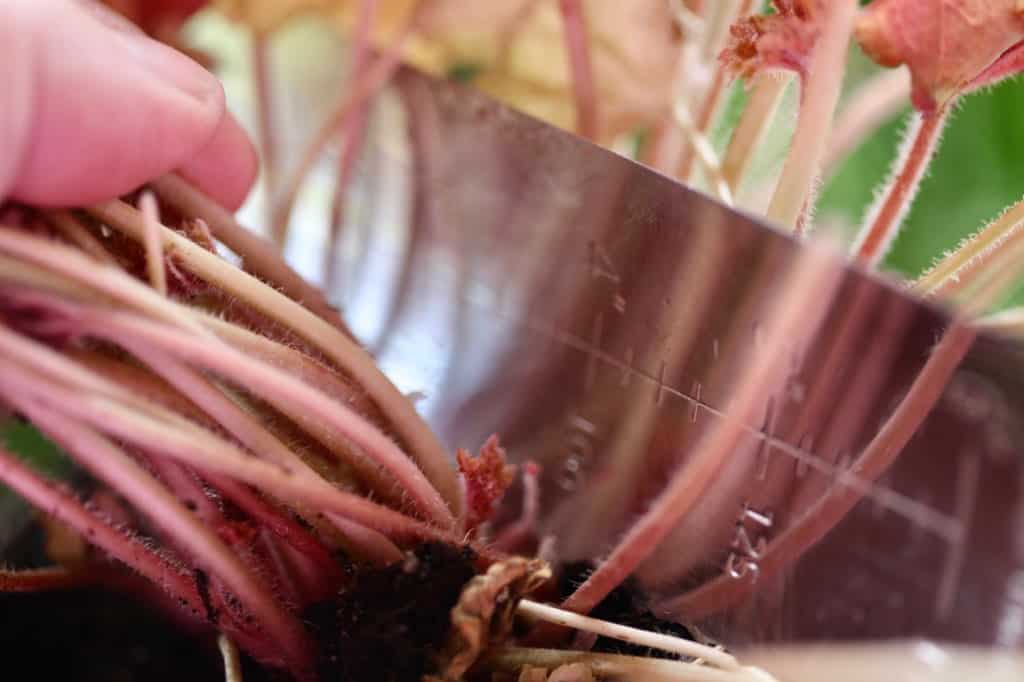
left=0, top=566, right=94, bottom=592
left=854, top=109, right=948, bottom=266
left=559, top=0, right=598, bottom=140
left=0, top=447, right=206, bottom=617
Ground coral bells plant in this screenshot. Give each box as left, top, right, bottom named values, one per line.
left=3, top=1, right=1024, bottom=681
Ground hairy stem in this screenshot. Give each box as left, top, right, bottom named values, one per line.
left=853, top=109, right=949, bottom=265
left=914, top=197, right=1024, bottom=300
left=150, top=174, right=350, bottom=333
left=0, top=447, right=206, bottom=618
left=87, top=200, right=461, bottom=517
left=767, top=0, right=858, bottom=231
left=72, top=304, right=453, bottom=528
left=138, top=192, right=168, bottom=295
left=5, top=390, right=314, bottom=672
left=0, top=565, right=94, bottom=592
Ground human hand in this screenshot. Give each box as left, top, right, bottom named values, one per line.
left=0, top=0, right=254, bottom=209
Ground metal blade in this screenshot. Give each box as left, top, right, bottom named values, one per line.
left=326, top=67, right=1024, bottom=650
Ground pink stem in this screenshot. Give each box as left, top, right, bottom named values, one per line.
left=558, top=0, right=598, bottom=139
left=213, top=477, right=346, bottom=578
left=0, top=446, right=205, bottom=616
left=11, top=310, right=447, bottom=544
left=259, top=529, right=302, bottom=606
left=661, top=322, right=975, bottom=620
left=79, top=308, right=454, bottom=529
left=853, top=109, right=948, bottom=266
left=138, top=192, right=168, bottom=296
left=8, top=391, right=315, bottom=673
left=0, top=565, right=94, bottom=592
left=150, top=174, right=351, bottom=334
left=766, top=0, right=858, bottom=231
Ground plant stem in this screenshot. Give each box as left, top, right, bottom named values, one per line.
left=5, top=389, right=315, bottom=673
left=7, top=316, right=446, bottom=543
left=74, top=306, right=454, bottom=528
left=678, top=0, right=752, bottom=181
left=558, top=0, right=597, bottom=139
left=672, top=99, right=734, bottom=205
left=721, top=73, right=792, bottom=197
left=0, top=446, right=205, bottom=614
left=0, top=227, right=208, bottom=335
left=0, top=565, right=93, bottom=592
left=44, top=210, right=116, bottom=264
left=852, top=109, right=949, bottom=265
left=138, top=191, right=168, bottom=295
left=87, top=200, right=461, bottom=516
left=150, top=174, right=350, bottom=333
left=517, top=599, right=739, bottom=669
left=914, top=197, right=1024, bottom=299
left=559, top=242, right=841, bottom=617
left=661, top=322, right=975, bottom=620
left=766, top=0, right=858, bottom=231
left=219, top=634, right=244, bottom=682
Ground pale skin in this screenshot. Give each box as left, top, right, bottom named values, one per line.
left=0, top=0, right=256, bottom=210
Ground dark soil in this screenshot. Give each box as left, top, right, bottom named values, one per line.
left=558, top=561, right=699, bottom=659
left=305, top=542, right=477, bottom=682
left=0, top=587, right=278, bottom=682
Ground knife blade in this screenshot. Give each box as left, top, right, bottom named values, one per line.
left=316, top=66, right=1024, bottom=651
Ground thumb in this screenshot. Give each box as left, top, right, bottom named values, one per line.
left=0, top=0, right=240, bottom=207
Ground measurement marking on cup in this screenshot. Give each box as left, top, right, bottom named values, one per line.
left=620, top=346, right=635, bottom=386
left=450, top=284, right=962, bottom=540
left=726, top=503, right=774, bottom=580
left=755, top=399, right=777, bottom=480
left=584, top=313, right=605, bottom=391
left=935, top=451, right=980, bottom=621
left=655, top=361, right=668, bottom=406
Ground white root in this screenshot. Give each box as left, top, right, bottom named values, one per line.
left=218, top=634, right=244, bottom=682
left=516, top=600, right=739, bottom=672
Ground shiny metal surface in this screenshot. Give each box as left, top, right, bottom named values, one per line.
left=326, top=68, right=1024, bottom=650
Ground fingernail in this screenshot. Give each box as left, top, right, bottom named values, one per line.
left=75, top=0, right=147, bottom=36
left=127, top=37, right=221, bottom=103
left=77, top=1, right=218, bottom=104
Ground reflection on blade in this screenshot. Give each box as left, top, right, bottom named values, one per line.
left=326, top=67, right=1024, bottom=650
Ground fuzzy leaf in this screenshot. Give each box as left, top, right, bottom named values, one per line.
left=855, top=0, right=1024, bottom=112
